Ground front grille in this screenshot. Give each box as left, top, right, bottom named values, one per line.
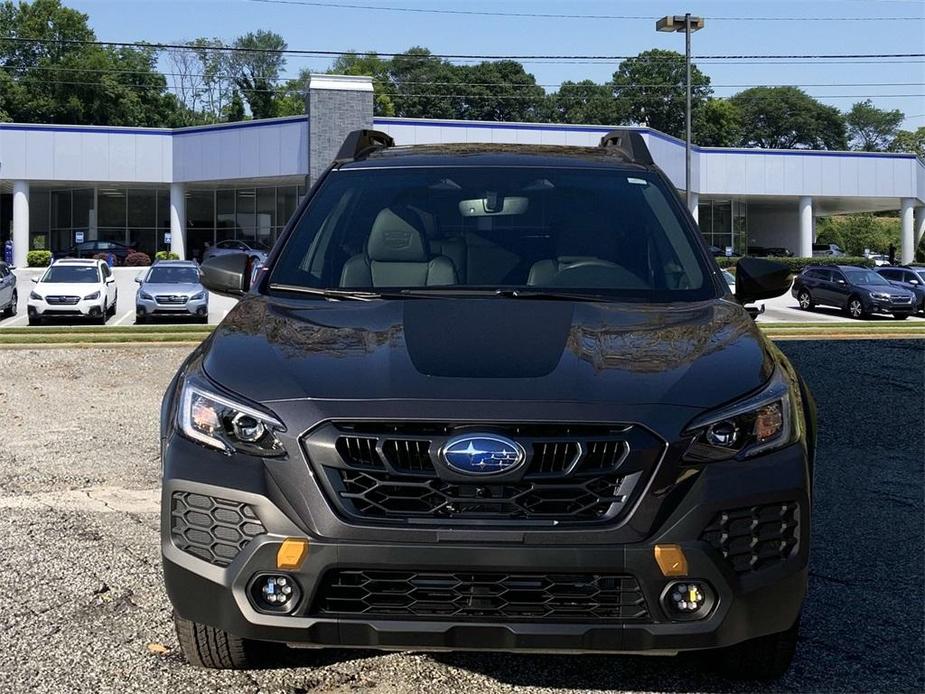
left=170, top=492, right=265, bottom=566
left=156, top=294, right=189, bottom=305
left=46, top=295, right=80, bottom=305
left=700, top=502, right=799, bottom=573
left=312, top=570, right=649, bottom=622
left=890, top=295, right=912, bottom=304
left=303, top=422, right=664, bottom=527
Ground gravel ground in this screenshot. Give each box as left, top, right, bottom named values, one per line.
left=0, top=342, right=921, bottom=693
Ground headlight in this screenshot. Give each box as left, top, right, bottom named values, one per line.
left=29, top=291, right=43, bottom=301
left=190, top=291, right=206, bottom=301
left=84, top=291, right=100, bottom=300
left=139, top=291, right=154, bottom=301
left=683, top=365, right=797, bottom=462
left=870, top=292, right=890, bottom=300
left=178, top=381, right=285, bottom=456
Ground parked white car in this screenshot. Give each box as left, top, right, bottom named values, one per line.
left=27, top=258, right=117, bottom=325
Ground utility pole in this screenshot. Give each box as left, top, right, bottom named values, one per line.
left=656, top=14, right=705, bottom=210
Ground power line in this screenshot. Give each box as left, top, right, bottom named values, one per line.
left=2, top=37, right=923, bottom=62
left=241, top=0, right=924, bottom=22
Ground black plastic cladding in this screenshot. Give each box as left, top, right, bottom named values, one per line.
left=311, top=569, right=650, bottom=622
left=301, top=422, right=666, bottom=527
left=700, top=501, right=800, bottom=573
left=170, top=492, right=266, bottom=567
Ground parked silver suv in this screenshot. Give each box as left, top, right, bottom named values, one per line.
left=135, top=260, right=208, bottom=323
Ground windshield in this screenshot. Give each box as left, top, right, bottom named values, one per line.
left=146, top=267, right=200, bottom=284
left=269, top=167, right=713, bottom=301
left=41, top=266, right=100, bottom=283
left=844, top=269, right=889, bottom=286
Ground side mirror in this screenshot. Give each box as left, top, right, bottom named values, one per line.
left=836, top=279, right=846, bottom=285
left=734, top=257, right=792, bottom=304
left=134, top=276, right=143, bottom=284
left=201, top=252, right=252, bottom=298
left=105, top=276, right=115, bottom=284
left=31, top=277, right=39, bottom=284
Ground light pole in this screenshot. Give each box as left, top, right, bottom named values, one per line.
left=657, top=14, right=704, bottom=211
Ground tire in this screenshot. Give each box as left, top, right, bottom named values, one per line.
left=135, top=314, right=146, bottom=325
left=28, top=315, right=42, bottom=326
left=796, top=290, right=814, bottom=311
left=9, top=292, right=16, bottom=316
left=710, top=618, right=799, bottom=680
left=108, top=300, right=117, bottom=318
left=174, top=613, right=262, bottom=670
left=846, top=296, right=868, bottom=320
left=893, top=313, right=909, bottom=320
left=198, top=315, right=209, bottom=324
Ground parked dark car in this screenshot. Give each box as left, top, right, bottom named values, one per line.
left=792, top=265, right=916, bottom=319
left=876, top=265, right=925, bottom=313
left=750, top=246, right=794, bottom=258
left=64, top=239, right=136, bottom=264
left=162, top=130, right=815, bottom=679
left=0, top=261, right=17, bottom=318
left=201, top=239, right=270, bottom=265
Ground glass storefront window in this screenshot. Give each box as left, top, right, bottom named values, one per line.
left=216, top=189, right=235, bottom=242
left=98, top=189, right=126, bottom=228
left=52, top=190, right=71, bottom=230
left=128, top=189, right=157, bottom=229
left=277, top=186, right=298, bottom=231
left=73, top=189, right=94, bottom=232
left=236, top=189, right=257, bottom=242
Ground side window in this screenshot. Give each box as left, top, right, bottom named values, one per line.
left=903, top=271, right=917, bottom=283
left=831, top=270, right=846, bottom=284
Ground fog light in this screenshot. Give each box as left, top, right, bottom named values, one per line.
left=252, top=574, right=301, bottom=613
left=661, top=580, right=714, bottom=621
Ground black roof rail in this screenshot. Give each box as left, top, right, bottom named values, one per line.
left=335, top=129, right=395, bottom=163
left=598, top=129, right=653, bottom=166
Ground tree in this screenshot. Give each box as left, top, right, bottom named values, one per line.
left=329, top=52, right=396, bottom=116
left=845, top=100, right=904, bottom=151
left=388, top=47, right=461, bottom=119
left=815, top=214, right=900, bottom=256
left=543, top=80, right=624, bottom=125
left=610, top=49, right=711, bottom=138
left=730, top=87, right=847, bottom=150
left=0, top=0, right=185, bottom=127
left=455, top=60, right=545, bottom=122
left=225, top=91, right=245, bottom=122
left=229, top=30, right=286, bottom=120
left=693, top=99, right=742, bottom=147
left=192, top=38, right=234, bottom=123
left=888, top=127, right=925, bottom=159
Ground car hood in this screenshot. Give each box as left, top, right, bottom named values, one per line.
left=140, top=283, right=203, bottom=295
left=35, top=282, right=101, bottom=295
left=203, top=296, right=774, bottom=410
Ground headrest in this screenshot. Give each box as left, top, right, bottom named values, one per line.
left=367, top=208, right=429, bottom=262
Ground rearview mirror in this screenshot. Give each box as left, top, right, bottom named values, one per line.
left=201, top=252, right=252, bottom=298
left=734, top=257, right=792, bottom=304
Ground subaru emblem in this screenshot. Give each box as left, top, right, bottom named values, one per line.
left=441, top=434, right=525, bottom=475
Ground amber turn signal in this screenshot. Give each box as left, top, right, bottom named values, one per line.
left=654, top=544, right=688, bottom=577
left=276, top=538, right=310, bottom=570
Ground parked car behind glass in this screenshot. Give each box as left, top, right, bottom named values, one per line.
left=202, top=239, right=269, bottom=266
left=876, top=266, right=925, bottom=313
left=135, top=260, right=209, bottom=323
left=63, top=240, right=136, bottom=265
left=811, top=243, right=845, bottom=257
left=792, top=264, right=916, bottom=319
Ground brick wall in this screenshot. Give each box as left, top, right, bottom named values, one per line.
left=307, top=88, right=374, bottom=184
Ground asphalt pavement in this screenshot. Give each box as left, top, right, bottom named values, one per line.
left=0, top=341, right=921, bottom=693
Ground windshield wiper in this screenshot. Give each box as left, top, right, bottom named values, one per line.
left=493, top=288, right=615, bottom=302
left=269, top=285, right=440, bottom=301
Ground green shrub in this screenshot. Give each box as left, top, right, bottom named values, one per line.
left=155, top=251, right=180, bottom=261
left=26, top=250, right=52, bottom=267
left=124, top=252, right=152, bottom=266
left=815, top=214, right=900, bottom=256
left=716, top=256, right=874, bottom=272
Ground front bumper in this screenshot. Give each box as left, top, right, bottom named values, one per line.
left=137, top=295, right=208, bottom=317
left=162, top=436, right=810, bottom=655
left=28, top=297, right=104, bottom=317
left=868, top=297, right=914, bottom=315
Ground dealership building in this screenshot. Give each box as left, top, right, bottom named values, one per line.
left=1, top=74, right=924, bottom=268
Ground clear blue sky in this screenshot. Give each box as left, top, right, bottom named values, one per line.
left=69, top=0, right=925, bottom=128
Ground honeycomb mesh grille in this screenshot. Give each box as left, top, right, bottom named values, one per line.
left=312, top=570, right=650, bottom=622
left=170, top=492, right=266, bottom=567
left=700, top=501, right=800, bottom=573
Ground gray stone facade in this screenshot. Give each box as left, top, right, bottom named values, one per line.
left=306, top=76, right=374, bottom=184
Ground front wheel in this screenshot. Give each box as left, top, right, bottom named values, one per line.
left=893, top=313, right=910, bottom=320
left=847, top=296, right=868, bottom=320
left=173, top=613, right=264, bottom=670
left=28, top=314, right=42, bottom=326
left=796, top=290, right=814, bottom=311
left=710, top=618, right=799, bottom=680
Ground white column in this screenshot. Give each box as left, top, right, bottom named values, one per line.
left=169, top=183, right=186, bottom=260
left=798, top=196, right=813, bottom=258
left=900, top=198, right=915, bottom=264
left=12, top=181, right=29, bottom=268
left=914, top=206, right=925, bottom=252
left=688, top=191, right=699, bottom=224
